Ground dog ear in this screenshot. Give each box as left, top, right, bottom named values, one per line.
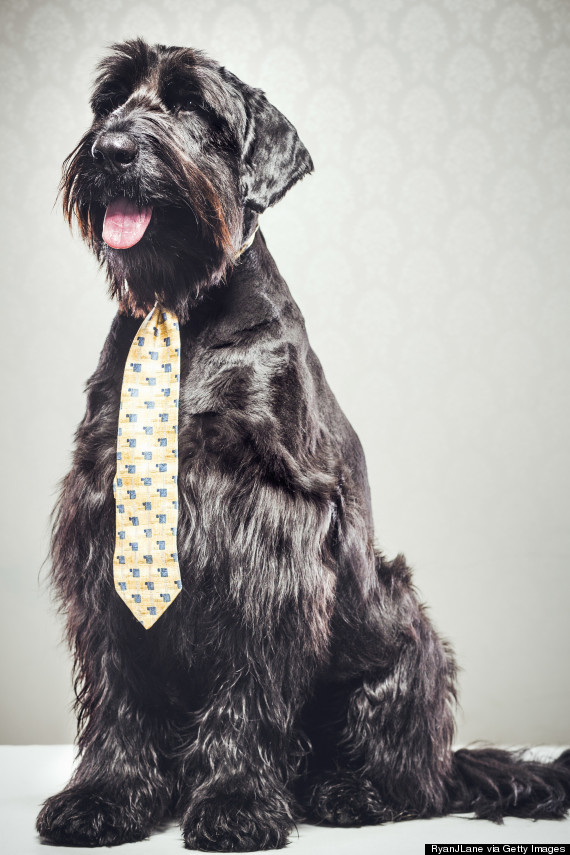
left=240, top=88, right=314, bottom=213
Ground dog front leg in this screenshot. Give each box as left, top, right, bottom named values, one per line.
left=36, top=630, right=174, bottom=846
left=179, top=644, right=308, bottom=852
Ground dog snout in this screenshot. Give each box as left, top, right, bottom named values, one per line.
left=91, top=132, right=138, bottom=171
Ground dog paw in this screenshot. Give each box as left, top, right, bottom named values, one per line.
left=36, top=787, right=152, bottom=847
left=306, top=772, right=396, bottom=826
left=182, top=789, right=293, bottom=851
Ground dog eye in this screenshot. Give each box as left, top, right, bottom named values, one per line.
left=174, top=98, right=196, bottom=113
left=162, top=79, right=208, bottom=115
left=91, top=90, right=127, bottom=116
left=171, top=97, right=208, bottom=116
left=181, top=98, right=208, bottom=114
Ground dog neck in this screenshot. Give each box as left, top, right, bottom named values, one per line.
left=120, top=222, right=261, bottom=320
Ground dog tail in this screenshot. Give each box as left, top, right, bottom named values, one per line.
left=446, top=746, right=570, bottom=822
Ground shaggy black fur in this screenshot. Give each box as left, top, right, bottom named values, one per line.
left=36, top=39, right=570, bottom=851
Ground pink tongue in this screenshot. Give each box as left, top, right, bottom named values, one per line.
left=102, top=198, right=153, bottom=249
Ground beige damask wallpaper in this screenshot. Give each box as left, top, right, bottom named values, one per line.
left=0, top=0, right=569, bottom=744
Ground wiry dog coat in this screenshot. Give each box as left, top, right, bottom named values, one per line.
left=37, top=39, right=570, bottom=852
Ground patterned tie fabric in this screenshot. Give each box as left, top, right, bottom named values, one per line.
left=113, top=305, right=182, bottom=629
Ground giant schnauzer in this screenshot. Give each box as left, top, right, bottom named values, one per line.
left=36, top=39, right=570, bottom=851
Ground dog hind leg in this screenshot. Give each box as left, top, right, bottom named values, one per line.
left=303, top=553, right=458, bottom=825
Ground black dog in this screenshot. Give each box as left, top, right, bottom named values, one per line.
left=37, top=39, right=570, bottom=851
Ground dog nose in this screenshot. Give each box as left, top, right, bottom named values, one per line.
left=91, top=133, right=138, bottom=170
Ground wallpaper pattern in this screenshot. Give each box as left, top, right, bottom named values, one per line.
left=0, top=0, right=569, bottom=743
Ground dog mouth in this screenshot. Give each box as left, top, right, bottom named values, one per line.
left=102, top=198, right=153, bottom=249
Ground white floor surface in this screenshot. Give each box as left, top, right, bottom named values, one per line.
left=1, top=745, right=569, bottom=854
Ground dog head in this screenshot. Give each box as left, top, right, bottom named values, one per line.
left=62, top=38, right=313, bottom=319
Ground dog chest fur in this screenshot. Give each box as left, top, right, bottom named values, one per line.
left=69, top=233, right=352, bottom=672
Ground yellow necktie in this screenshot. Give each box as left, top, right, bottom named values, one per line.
left=113, top=305, right=182, bottom=628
